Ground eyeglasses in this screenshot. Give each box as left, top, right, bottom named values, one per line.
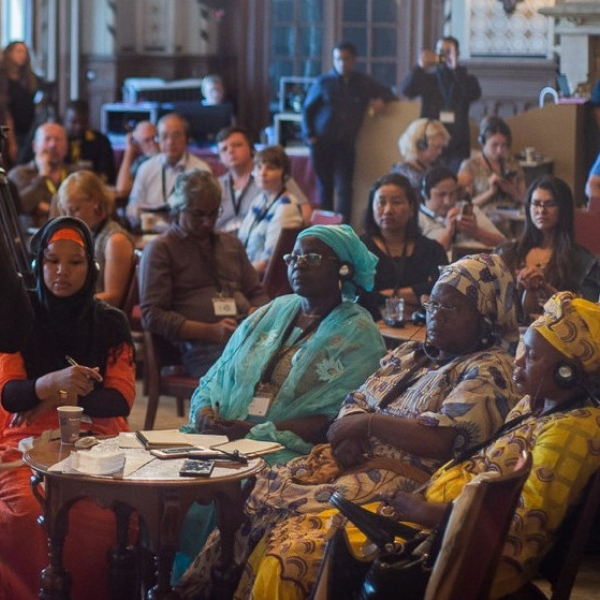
left=530, top=200, right=558, bottom=209
left=422, top=300, right=457, bottom=315
left=283, top=253, right=335, bottom=267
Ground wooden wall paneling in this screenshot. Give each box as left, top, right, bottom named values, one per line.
left=506, top=103, right=585, bottom=202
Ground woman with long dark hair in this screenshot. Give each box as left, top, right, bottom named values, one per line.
left=0, top=41, right=40, bottom=163
left=359, top=172, right=448, bottom=319
left=497, top=174, right=600, bottom=321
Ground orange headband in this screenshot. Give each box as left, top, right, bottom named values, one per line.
left=48, top=228, right=85, bottom=248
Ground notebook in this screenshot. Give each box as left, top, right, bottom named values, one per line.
left=135, top=429, right=228, bottom=449
left=210, top=439, right=284, bottom=457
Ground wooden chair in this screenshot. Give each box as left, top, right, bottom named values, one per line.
left=310, top=209, right=344, bottom=225
left=262, top=226, right=305, bottom=298
left=502, top=466, right=600, bottom=600
left=424, top=452, right=532, bottom=600
left=574, top=208, right=600, bottom=255
left=143, top=330, right=198, bottom=430
left=311, top=454, right=531, bottom=600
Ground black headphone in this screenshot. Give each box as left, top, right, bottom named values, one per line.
left=478, top=116, right=512, bottom=147
left=553, top=360, right=582, bottom=390
left=417, top=120, right=432, bottom=152
left=339, top=262, right=354, bottom=281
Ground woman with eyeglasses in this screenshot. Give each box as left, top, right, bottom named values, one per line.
left=358, top=173, right=448, bottom=320
left=172, top=224, right=385, bottom=580
left=176, top=254, right=521, bottom=599
left=497, top=175, right=600, bottom=322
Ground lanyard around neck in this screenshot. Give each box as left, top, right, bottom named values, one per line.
left=229, top=174, right=254, bottom=217
left=244, top=188, right=286, bottom=248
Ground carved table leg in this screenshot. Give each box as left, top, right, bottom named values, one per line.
left=108, top=502, right=138, bottom=600
left=38, top=505, right=72, bottom=600
left=146, top=491, right=181, bottom=600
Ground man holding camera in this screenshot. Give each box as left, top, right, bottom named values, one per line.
left=401, top=36, right=481, bottom=173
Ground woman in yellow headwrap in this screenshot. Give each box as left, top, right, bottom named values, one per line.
left=379, top=290, right=600, bottom=598
left=198, top=291, right=600, bottom=600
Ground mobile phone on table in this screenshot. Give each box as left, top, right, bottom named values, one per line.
left=179, top=459, right=215, bottom=477
left=150, top=447, right=197, bottom=459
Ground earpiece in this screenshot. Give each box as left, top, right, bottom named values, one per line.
left=554, top=360, right=582, bottom=390
left=416, top=120, right=432, bottom=152
left=479, top=318, right=494, bottom=349
left=338, top=262, right=354, bottom=280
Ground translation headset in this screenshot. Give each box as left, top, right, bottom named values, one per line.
left=30, top=216, right=100, bottom=275
left=553, top=360, right=582, bottom=390
left=338, top=262, right=354, bottom=281
left=417, top=119, right=433, bottom=152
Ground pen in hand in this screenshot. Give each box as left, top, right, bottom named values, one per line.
left=214, top=401, right=220, bottom=419
left=65, top=355, right=103, bottom=383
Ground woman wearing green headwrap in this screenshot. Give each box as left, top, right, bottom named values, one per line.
left=172, top=225, right=385, bottom=580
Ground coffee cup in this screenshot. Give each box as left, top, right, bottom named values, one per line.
left=524, top=147, right=535, bottom=163
left=57, top=405, right=84, bottom=444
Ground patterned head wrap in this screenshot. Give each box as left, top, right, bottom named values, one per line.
left=532, top=291, right=600, bottom=375
left=297, top=225, right=378, bottom=296
left=436, top=253, right=519, bottom=352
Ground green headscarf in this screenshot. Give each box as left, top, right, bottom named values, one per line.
left=297, top=225, right=378, bottom=297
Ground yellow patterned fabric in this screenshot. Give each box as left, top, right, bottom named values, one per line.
left=224, top=396, right=600, bottom=600
left=436, top=253, right=519, bottom=352
left=532, top=291, right=600, bottom=375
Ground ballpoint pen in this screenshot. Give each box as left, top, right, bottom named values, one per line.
left=65, top=355, right=79, bottom=367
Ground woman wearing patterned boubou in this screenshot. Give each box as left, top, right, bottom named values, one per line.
left=379, top=291, right=600, bottom=599
left=392, top=117, right=450, bottom=194
left=0, top=216, right=135, bottom=600
left=496, top=175, right=600, bottom=323
left=177, top=253, right=522, bottom=599
left=358, top=172, right=447, bottom=320
left=58, top=170, right=135, bottom=307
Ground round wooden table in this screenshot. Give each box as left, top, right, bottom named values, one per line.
left=24, top=439, right=264, bottom=600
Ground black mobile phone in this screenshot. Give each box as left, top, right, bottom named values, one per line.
left=179, top=459, right=215, bottom=477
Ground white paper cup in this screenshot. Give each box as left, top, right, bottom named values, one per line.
left=57, top=406, right=84, bottom=444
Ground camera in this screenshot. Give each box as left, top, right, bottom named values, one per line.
left=437, top=52, right=447, bottom=65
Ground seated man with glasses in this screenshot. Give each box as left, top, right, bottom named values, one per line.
left=125, top=113, right=211, bottom=229
left=139, top=170, right=270, bottom=378
left=418, top=165, right=505, bottom=258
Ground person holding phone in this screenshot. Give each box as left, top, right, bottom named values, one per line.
left=458, top=115, right=526, bottom=236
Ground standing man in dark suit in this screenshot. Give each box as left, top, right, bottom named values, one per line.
left=303, top=41, right=396, bottom=223
left=401, top=36, right=481, bottom=173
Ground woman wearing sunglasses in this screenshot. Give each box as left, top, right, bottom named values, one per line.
left=172, top=224, right=385, bottom=580
left=497, top=175, right=600, bottom=323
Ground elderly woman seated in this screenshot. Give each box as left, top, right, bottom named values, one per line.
left=392, top=118, right=450, bottom=194
left=173, top=224, right=386, bottom=578
left=340, top=291, right=600, bottom=600
left=176, top=253, right=522, bottom=598
left=58, top=170, right=135, bottom=307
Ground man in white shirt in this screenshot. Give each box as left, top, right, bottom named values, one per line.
left=126, top=113, right=211, bottom=227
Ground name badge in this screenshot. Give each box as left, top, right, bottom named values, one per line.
left=247, top=393, right=274, bottom=417
left=212, top=297, right=237, bottom=317
left=439, top=110, right=455, bottom=124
